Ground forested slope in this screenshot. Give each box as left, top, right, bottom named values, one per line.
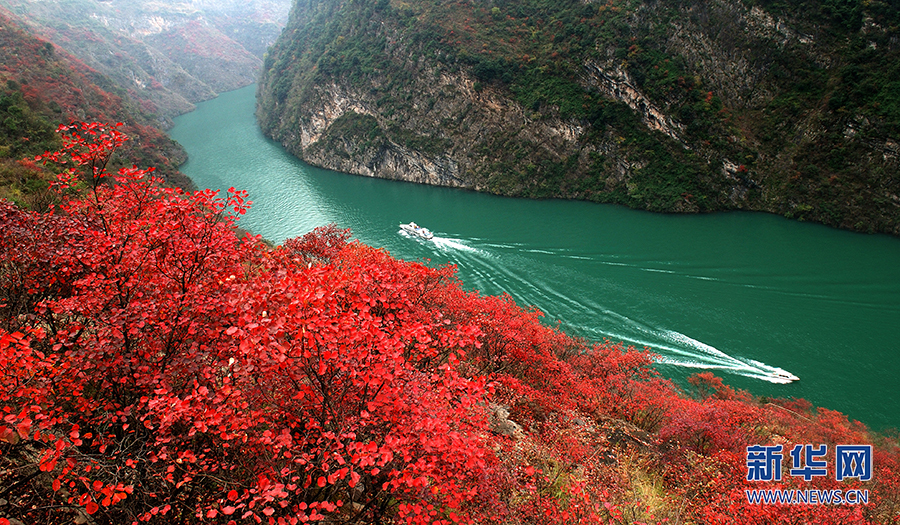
left=258, top=0, right=900, bottom=235
left=0, top=0, right=291, bottom=122
left=0, top=10, right=189, bottom=209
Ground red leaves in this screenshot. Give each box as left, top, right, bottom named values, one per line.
left=3, top=122, right=899, bottom=525
left=282, top=223, right=351, bottom=264
left=36, top=122, right=127, bottom=193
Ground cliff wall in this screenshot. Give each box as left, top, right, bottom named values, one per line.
left=258, top=0, right=900, bottom=235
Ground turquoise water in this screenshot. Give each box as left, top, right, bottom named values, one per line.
left=171, top=85, right=900, bottom=430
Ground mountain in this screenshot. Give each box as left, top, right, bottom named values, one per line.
left=0, top=8, right=190, bottom=208
left=257, top=0, right=900, bottom=235
left=0, top=0, right=292, bottom=124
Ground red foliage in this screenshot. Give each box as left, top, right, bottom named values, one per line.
left=1, top=123, right=899, bottom=525
left=688, top=371, right=748, bottom=401
left=1, top=125, right=501, bottom=523
left=0, top=12, right=183, bottom=178
left=283, top=223, right=352, bottom=263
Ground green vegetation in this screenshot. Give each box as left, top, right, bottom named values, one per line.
left=0, top=11, right=191, bottom=207
left=0, top=81, right=59, bottom=210
left=0, top=0, right=287, bottom=120
left=308, top=111, right=386, bottom=158
left=0, top=82, right=60, bottom=159
left=258, top=0, right=900, bottom=235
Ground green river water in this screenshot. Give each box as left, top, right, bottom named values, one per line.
left=171, top=85, right=900, bottom=431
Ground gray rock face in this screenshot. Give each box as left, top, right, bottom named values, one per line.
left=488, top=404, right=524, bottom=440
left=257, top=0, right=900, bottom=235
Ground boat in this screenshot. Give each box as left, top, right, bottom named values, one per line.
left=399, top=222, right=434, bottom=240
left=771, top=369, right=800, bottom=382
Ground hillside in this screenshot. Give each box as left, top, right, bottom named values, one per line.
left=0, top=9, right=189, bottom=209
left=0, top=125, right=898, bottom=524
left=258, top=0, right=900, bottom=235
left=0, top=0, right=292, bottom=123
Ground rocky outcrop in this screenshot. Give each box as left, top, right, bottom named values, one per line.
left=583, top=61, right=685, bottom=145
left=488, top=404, right=525, bottom=440
left=265, top=65, right=599, bottom=196
left=310, top=140, right=466, bottom=187
left=257, top=0, right=900, bottom=235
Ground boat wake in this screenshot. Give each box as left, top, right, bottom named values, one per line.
left=431, top=236, right=484, bottom=254
left=652, top=330, right=798, bottom=384
left=582, top=311, right=798, bottom=384
left=407, top=233, right=799, bottom=385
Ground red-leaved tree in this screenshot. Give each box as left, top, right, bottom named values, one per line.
left=0, top=123, right=501, bottom=524
left=1, top=122, right=899, bottom=525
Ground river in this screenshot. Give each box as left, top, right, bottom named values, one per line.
left=170, top=84, right=900, bottom=431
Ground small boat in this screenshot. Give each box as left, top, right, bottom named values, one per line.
left=399, top=222, right=434, bottom=240
left=771, top=369, right=800, bottom=382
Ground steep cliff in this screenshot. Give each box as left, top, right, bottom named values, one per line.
left=258, top=0, right=900, bottom=235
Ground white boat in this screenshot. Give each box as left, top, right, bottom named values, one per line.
left=399, top=222, right=434, bottom=240
left=771, top=369, right=800, bottom=382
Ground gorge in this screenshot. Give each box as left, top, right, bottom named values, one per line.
left=257, top=0, right=900, bottom=236
left=2, top=0, right=900, bottom=522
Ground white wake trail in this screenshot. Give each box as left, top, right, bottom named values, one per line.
left=654, top=329, right=798, bottom=384
left=575, top=311, right=798, bottom=384
left=431, top=236, right=483, bottom=254
left=401, top=231, right=799, bottom=385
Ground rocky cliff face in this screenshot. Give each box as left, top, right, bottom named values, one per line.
left=258, top=0, right=900, bottom=235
